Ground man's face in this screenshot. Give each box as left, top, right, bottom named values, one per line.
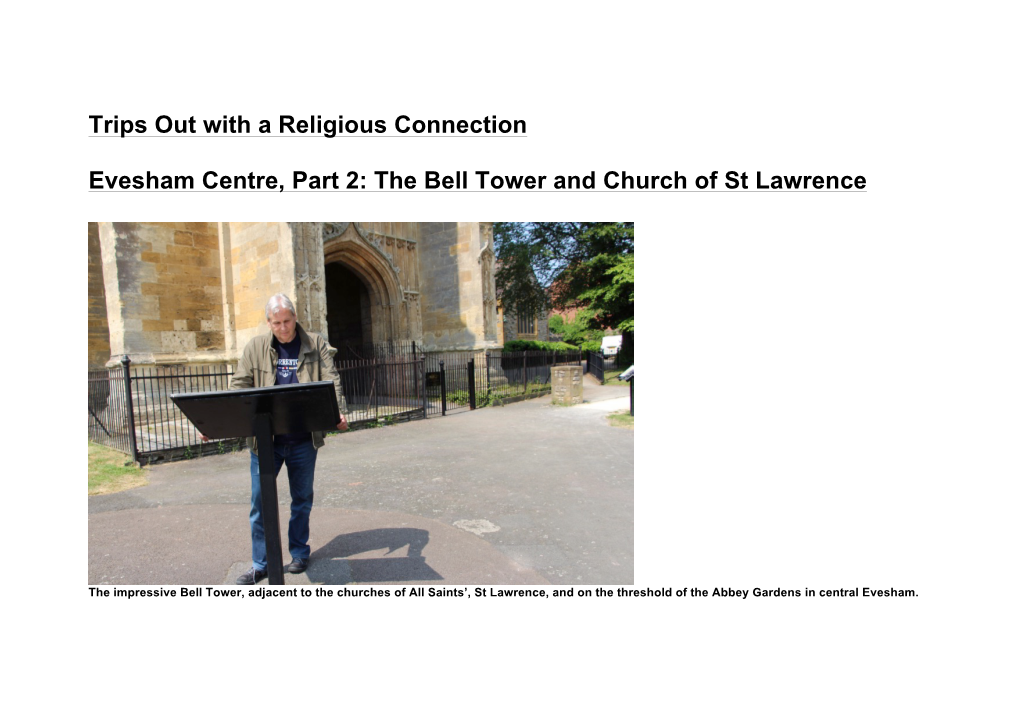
left=267, top=309, right=297, bottom=344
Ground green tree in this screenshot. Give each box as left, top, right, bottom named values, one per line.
left=548, top=313, right=605, bottom=351
left=548, top=313, right=566, bottom=335
left=494, top=222, right=634, bottom=365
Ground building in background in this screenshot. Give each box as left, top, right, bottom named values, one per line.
left=498, top=303, right=550, bottom=345
left=88, top=222, right=502, bottom=367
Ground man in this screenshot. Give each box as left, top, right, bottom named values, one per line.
left=228, top=293, right=349, bottom=584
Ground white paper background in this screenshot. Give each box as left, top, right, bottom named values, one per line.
left=15, top=0, right=1017, bottom=716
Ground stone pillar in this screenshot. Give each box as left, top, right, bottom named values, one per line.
left=405, top=290, right=423, bottom=341
left=552, top=365, right=584, bottom=405
left=88, top=222, right=112, bottom=367
left=289, top=222, right=327, bottom=336
left=479, top=222, right=497, bottom=343
left=217, top=222, right=237, bottom=356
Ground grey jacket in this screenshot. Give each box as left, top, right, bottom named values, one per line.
left=230, top=323, right=347, bottom=450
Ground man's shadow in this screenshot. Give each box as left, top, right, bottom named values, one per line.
left=306, top=528, right=443, bottom=584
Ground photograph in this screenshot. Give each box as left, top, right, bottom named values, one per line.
left=88, top=221, right=635, bottom=586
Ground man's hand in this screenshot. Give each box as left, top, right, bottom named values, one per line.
left=337, top=413, right=349, bottom=432
left=199, top=434, right=210, bottom=442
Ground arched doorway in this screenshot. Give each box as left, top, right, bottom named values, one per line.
left=325, top=262, right=372, bottom=353
left=322, top=223, right=407, bottom=357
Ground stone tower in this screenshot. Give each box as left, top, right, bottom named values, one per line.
left=88, top=221, right=499, bottom=367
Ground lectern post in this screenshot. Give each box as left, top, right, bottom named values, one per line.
left=254, top=412, right=286, bottom=585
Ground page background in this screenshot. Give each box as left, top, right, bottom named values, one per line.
left=40, top=2, right=1020, bottom=715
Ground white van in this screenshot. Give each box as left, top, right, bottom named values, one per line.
left=601, top=335, right=622, bottom=356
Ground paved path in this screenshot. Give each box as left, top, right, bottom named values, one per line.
left=89, top=376, right=633, bottom=585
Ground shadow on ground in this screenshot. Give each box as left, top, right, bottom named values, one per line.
left=307, top=528, right=442, bottom=584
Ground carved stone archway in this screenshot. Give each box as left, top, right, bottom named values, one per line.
left=321, top=223, right=409, bottom=346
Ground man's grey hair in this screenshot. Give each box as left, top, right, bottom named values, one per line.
left=265, top=293, right=298, bottom=320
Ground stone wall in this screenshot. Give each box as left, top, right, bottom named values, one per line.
left=97, top=222, right=225, bottom=364
left=418, top=222, right=498, bottom=350
left=91, top=220, right=499, bottom=363
left=226, top=222, right=297, bottom=350
left=88, top=222, right=112, bottom=367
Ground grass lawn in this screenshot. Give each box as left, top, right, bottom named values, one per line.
left=608, top=411, right=634, bottom=428
left=604, top=369, right=629, bottom=386
left=89, top=442, right=147, bottom=495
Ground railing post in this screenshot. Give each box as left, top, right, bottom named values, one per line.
left=374, top=359, right=380, bottom=421
left=522, top=351, right=528, bottom=394
left=440, top=360, right=447, bottom=416
left=420, top=354, right=427, bottom=419
left=630, top=377, right=634, bottom=416
left=467, top=358, right=476, bottom=410
left=485, top=351, right=490, bottom=397
left=412, top=341, right=419, bottom=402
left=121, top=355, right=139, bottom=464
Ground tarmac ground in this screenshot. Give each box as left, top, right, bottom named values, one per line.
left=88, top=376, right=634, bottom=586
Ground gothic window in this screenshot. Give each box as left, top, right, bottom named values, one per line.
left=517, top=313, right=537, bottom=337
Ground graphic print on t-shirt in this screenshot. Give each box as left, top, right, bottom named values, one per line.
left=274, top=335, right=302, bottom=387
left=277, top=357, right=299, bottom=380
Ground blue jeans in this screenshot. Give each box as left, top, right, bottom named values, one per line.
left=249, top=440, right=317, bottom=571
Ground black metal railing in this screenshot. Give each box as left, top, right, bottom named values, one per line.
left=485, top=350, right=582, bottom=404
left=586, top=350, right=622, bottom=384
left=588, top=351, right=605, bottom=384
left=335, top=354, right=426, bottom=426
left=89, top=358, right=241, bottom=464
left=89, top=366, right=133, bottom=457
left=132, top=363, right=236, bottom=456
left=332, top=339, right=420, bottom=362
left=89, top=349, right=587, bottom=464
left=422, top=350, right=482, bottom=414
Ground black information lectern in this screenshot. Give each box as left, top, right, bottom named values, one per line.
left=171, top=382, right=341, bottom=585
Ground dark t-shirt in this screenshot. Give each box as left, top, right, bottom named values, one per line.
left=273, top=336, right=311, bottom=444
